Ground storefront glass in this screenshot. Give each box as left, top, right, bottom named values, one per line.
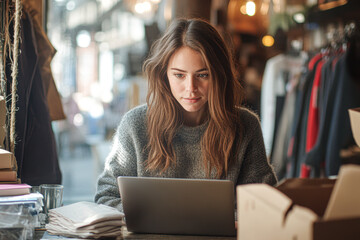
left=47, top=0, right=159, bottom=204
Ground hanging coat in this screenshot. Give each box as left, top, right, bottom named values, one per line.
left=6, top=10, right=62, bottom=185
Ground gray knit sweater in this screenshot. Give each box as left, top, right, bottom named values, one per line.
left=95, top=104, right=277, bottom=211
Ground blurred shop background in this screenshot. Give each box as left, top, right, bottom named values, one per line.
left=15, top=0, right=359, bottom=204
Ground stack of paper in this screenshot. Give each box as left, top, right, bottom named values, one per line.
left=46, top=201, right=125, bottom=238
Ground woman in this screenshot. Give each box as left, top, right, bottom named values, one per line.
left=95, top=18, right=277, bottom=210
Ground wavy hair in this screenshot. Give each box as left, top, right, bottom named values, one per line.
left=143, top=18, right=244, bottom=178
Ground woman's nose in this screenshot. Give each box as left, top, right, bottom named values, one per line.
left=186, top=76, right=197, bottom=92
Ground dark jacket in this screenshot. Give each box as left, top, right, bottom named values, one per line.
left=6, top=10, right=61, bottom=185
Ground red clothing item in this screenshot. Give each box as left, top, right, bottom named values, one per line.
left=287, top=53, right=322, bottom=158
left=308, top=53, right=323, bottom=71
left=300, top=164, right=311, bottom=178
left=301, top=55, right=325, bottom=178
left=306, top=59, right=325, bottom=153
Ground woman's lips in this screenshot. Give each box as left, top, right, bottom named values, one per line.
left=183, top=97, right=201, bottom=103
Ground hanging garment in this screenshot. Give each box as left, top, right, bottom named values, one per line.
left=306, top=59, right=325, bottom=152
left=303, top=55, right=340, bottom=176
left=6, top=10, right=62, bottom=185
left=260, top=53, right=305, bottom=157
left=300, top=58, right=326, bottom=178
left=286, top=53, right=322, bottom=178
left=25, top=4, right=66, bottom=121
left=271, top=72, right=301, bottom=180
left=324, top=50, right=360, bottom=176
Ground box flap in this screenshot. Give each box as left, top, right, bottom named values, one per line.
left=237, top=184, right=293, bottom=240
left=240, top=184, right=292, bottom=211
left=284, top=205, right=318, bottom=240
left=277, top=178, right=335, bottom=189
left=277, top=178, right=335, bottom=217
left=349, top=108, right=360, bottom=148
left=238, top=179, right=360, bottom=240
left=314, top=217, right=360, bottom=240
left=324, top=164, right=360, bottom=220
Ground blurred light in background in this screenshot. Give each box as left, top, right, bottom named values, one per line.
left=262, top=35, right=274, bottom=47
left=293, top=12, right=305, bottom=24
left=240, top=4, right=247, bottom=14
left=76, top=30, right=91, bottom=48
left=228, top=0, right=269, bottom=36
left=99, top=50, right=114, bottom=103
left=66, top=1, right=76, bottom=11
left=134, top=1, right=152, bottom=14
left=75, top=94, right=104, bottom=119
left=73, top=113, right=84, bottom=127
left=291, top=39, right=303, bottom=51
left=125, top=0, right=161, bottom=22
left=246, top=1, right=256, bottom=16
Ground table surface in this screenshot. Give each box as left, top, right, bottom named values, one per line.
left=35, top=227, right=236, bottom=240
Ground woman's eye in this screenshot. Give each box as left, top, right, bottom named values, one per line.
left=197, top=73, right=209, bottom=78
left=174, top=73, right=185, bottom=79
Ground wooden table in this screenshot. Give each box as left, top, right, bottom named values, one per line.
left=35, top=227, right=236, bottom=239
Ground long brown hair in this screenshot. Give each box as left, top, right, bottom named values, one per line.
left=143, top=18, right=244, bottom=178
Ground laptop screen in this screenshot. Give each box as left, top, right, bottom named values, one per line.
left=117, top=176, right=236, bottom=236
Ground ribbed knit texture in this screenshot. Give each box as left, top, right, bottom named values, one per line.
left=95, top=104, right=277, bottom=211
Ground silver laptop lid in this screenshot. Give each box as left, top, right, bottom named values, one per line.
left=117, top=176, right=236, bottom=236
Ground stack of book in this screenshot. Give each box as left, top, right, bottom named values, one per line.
left=0, top=184, right=31, bottom=196
left=0, top=149, right=19, bottom=184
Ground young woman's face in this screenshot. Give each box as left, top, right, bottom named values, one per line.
left=167, top=46, right=210, bottom=126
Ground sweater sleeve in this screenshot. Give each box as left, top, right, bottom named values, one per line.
left=237, top=112, right=278, bottom=186
left=94, top=111, right=139, bottom=211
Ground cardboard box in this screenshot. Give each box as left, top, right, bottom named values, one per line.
left=237, top=165, right=360, bottom=240
left=349, top=108, right=360, bottom=148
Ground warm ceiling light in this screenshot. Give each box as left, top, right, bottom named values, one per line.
left=227, top=0, right=269, bottom=36
left=246, top=1, right=256, bottom=16
left=240, top=4, right=247, bottom=14
left=262, top=35, right=274, bottom=47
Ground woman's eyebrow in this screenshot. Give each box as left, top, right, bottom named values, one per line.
left=195, top=68, right=208, bottom=72
left=170, top=68, right=186, bottom=72
left=170, top=68, right=208, bottom=72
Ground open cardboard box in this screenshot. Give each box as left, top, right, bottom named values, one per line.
left=349, top=108, right=360, bottom=148
left=237, top=166, right=360, bottom=240
left=236, top=108, right=360, bottom=239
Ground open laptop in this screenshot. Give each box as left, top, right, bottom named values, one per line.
left=117, top=176, right=236, bottom=236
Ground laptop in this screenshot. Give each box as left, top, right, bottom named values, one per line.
left=117, top=176, right=236, bottom=236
